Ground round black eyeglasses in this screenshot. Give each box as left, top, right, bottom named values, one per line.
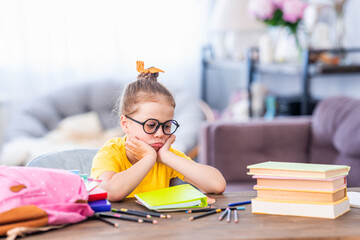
left=125, top=115, right=180, bottom=135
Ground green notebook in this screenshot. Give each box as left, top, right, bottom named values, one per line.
left=134, top=184, right=207, bottom=210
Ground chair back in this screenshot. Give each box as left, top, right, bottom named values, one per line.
left=26, top=148, right=99, bottom=176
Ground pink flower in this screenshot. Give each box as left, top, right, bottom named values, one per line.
left=248, top=0, right=275, bottom=20
left=272, top=0, right=286, bottom=8
left=282, top=0, right=307, bottom=23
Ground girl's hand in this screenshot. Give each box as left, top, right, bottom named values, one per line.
left=125, top=136, right=157, bottom=162
left=157, top=135, right=176, bottom=164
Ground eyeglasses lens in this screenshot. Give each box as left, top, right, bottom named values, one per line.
left=143, top=120, right=178, bottom=135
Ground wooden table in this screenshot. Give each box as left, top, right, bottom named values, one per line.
left=26, top=188, right=360, bottom=240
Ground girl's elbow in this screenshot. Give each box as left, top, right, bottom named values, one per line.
left=208, top=178, right=226, bottom=194
left=214, top=180, right=226, bottom=194
left=106, top=189, right=127, bottom=202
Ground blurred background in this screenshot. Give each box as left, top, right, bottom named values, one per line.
left=1, top=0, right=360, bottom=165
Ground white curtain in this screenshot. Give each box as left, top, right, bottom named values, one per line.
left=0, top=0, right=210, bottom=105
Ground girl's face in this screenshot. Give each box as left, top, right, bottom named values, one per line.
left=121, top=96, right=175, bottom=151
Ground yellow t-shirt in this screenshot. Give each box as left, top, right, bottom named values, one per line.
left=91, top=136, right=192, bottom=198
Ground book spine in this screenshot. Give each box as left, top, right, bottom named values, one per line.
left=88, top=193, right=107, bottom=202
left=90, top=204, right=111, bottom=213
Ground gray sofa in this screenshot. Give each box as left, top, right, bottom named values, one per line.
left=199, top=96, right=360, bottom=192
left=3, top=80, right=205, bottom=164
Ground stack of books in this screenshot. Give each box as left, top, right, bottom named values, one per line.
left=74, top=173, right=110, bottom=213
left=69, top=170, right=111, bottom=212
left=86, top=180, right=111, bottom=212
left=247, top=161, right=351, bottom=219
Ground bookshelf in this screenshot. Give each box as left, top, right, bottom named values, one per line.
left=248, top=47, right=360, bottom=116
left=201, top=46, right=360, bottom=117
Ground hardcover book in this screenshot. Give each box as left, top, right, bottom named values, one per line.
left=88, top=186, right=107, bottom=202
left=254, top=185, right=347, bottom=203
left=89, top=199, right=111, bottom=212
left=253, top=175, right=346, bottom=191
left=251, top=196, right=350, bottom=219
left=247, top=161, right=350, bottom=179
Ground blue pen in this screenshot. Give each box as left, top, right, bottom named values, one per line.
left=228, top=200, right=251, bottom=207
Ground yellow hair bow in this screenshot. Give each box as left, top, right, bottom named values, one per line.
left=136, top=61, right=164, bottom=74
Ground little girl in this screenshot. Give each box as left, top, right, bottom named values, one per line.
left=91, top=61, right=226, bottom=201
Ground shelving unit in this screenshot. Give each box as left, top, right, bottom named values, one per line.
left=248, top=47, right=360, bottom=116
left=201, top=46, right=360, bottom=117
left=300, top=48, right=360, bottom=115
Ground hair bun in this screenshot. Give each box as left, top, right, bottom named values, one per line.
left=136, top=61, right=164, bottom=81
left=137, top=72, right=159, bottom=81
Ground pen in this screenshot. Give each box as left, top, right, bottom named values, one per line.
left=228, top=200, right=251, bottom=207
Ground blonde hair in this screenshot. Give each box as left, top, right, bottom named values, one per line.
left=118, top=62, right=175, bottom=116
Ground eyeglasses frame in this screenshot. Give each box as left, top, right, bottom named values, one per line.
left=125, top=115, right=180, bottom=135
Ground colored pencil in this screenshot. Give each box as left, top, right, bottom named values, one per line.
left=218, top=208, right=229, bottom=221
left=226, top=209, right=231, bottom=223
left=228, top=200, right=251, bottom=207
left=111, top=208, right=152, bottom=218
left=93, top=215, right=119, bottom=228
left=186, top=206, right=245, bottom=213
left=234, top=209, right=238, bottom=223
left=99, top=213, right=158, bottom=224
left=189, top=208, right=222, bottom=221
left=111, top=208, right=170, bottom=219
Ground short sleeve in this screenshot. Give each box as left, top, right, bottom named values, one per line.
left=90, top=138, right=123, bottom=179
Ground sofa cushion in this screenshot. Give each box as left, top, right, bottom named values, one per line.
left=312, top=96, right=360, bottom=157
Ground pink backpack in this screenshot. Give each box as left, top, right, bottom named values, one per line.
left=0, top=165, right=94, bottom=235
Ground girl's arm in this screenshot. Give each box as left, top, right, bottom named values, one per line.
left=158, top=136, right=226, bottom=194
left=99, top=137, right=157, bottom=201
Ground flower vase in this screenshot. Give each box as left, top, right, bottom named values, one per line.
left=273, top=27, right=302, bottom=63
left=334, top=13, right=346, bottom=59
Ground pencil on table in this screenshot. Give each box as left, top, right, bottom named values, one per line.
left=189, top=208, right=222, bottom=221
left=219, top=208, right=229, bottom=221
left=111, top=208, right=152, bottom=219
left=138, top=210, right=171, bottom=219
left=112, top=208, right=171, bottom=219
left=186, top=206, right=245, bottom=213
left=186, top=208, right=214, bottom=213
left=139, top=210, right=170, bottom=219
left=99, top=213, right=158, bottom=224
left=93, top=215, right=119, bottom=228
left=234, top=209, right=238, bottom=223
left=227, top=209, right=231, bottom=223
